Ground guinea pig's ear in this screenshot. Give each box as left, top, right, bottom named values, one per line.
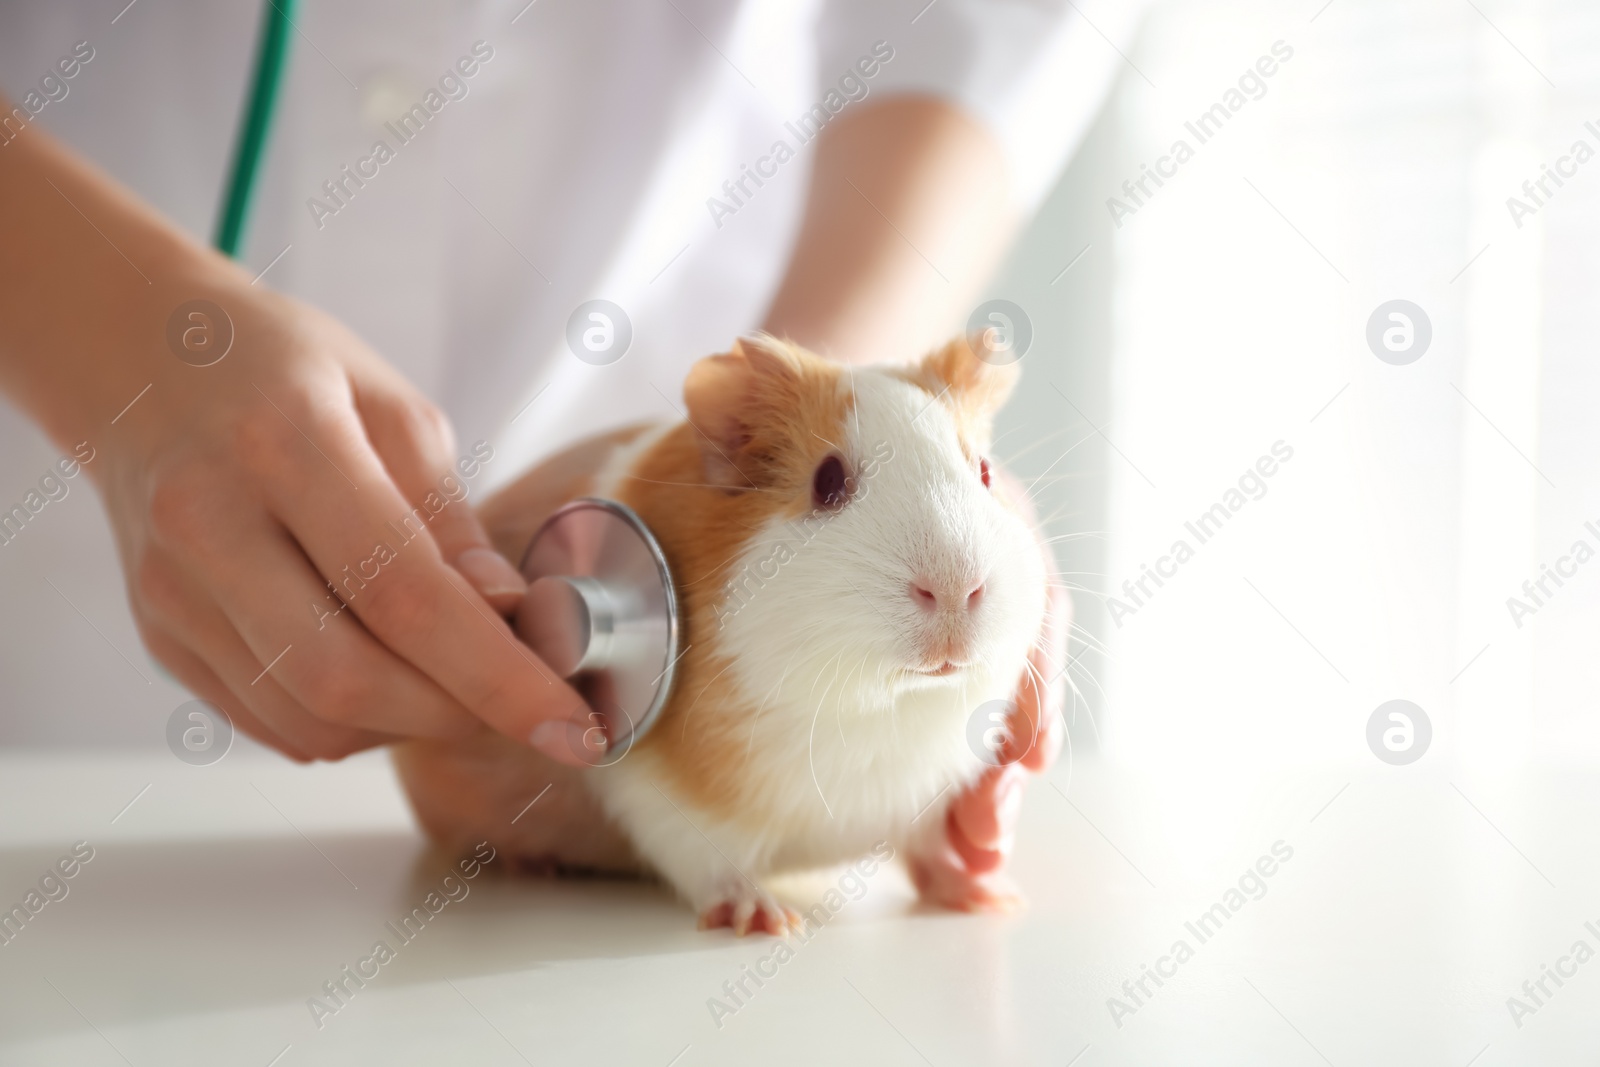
left=682, top=335, right=805, bottom=489
left=915, top=334, right=1020, bottom=443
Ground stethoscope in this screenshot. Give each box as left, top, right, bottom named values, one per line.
left=221, top=5, right=682, bottom=753
left=515, top=500, right=682, bottom=758
left=213, top=0, right=296, bottom=258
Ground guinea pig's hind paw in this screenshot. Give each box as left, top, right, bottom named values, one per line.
left=697, top=888, right=801, bottom=937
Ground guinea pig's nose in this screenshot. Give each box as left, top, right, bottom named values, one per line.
left=909, top=578, right=984, bottom=613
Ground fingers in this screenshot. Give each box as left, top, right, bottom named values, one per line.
left=1020, top=690, right=1063, bottom=772
left=134, top=543, right=399, bottom=758
left=947, top=765, right=1025, bottom=873
left=148, top=481, right=498, bottom=740
left=237, top=378, right=593, bottom=761
left=137, top=620, right=312, bottom=761
left=355, top=382, right=526, bottom=614
left=1003, top=666, right=1050, bottom=771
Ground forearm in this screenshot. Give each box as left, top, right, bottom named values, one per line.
left=0, top=104, right=247, bottom=454
left=761, top=95, right=1016, bottom=366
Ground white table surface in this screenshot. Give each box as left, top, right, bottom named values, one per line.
left=0, top=747, right=1594, bottom=1067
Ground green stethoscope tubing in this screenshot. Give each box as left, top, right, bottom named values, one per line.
left=213, top=0, right=297, bottom=258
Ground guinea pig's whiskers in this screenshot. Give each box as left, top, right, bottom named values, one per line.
left=805, top=646, right=845, bottom=714
left=1060, top=619, right=1116, bottom=660
left=1026, top=473, right=1097, bottom=486
left=807, top=691, right=837, bottom=822
left=1039, top=531, right=1105, bottom=546
left=845, top=651, right=873, bottom=712
left=1045, top=576, right=1097, bottom=587
left=1064, top=636, right=1113, bottom=667
left=681, top=547, right=757, bottom=589
left=622, top=473, right=782, bottom=494
left=1043, top=664, right=1098, bottom=755
left=811, top=430, right=843, bottom=452
left=800, top=644, right=872, bottom=818
left=1066, top=679, right=1103, bottom=744
left=996, top=423, right=1086, bottom=466
left=1036, top=502, right=1098, bottom=529
left=1060, top=656, right=1109, bottom=730
left=681, top=527, right=823, bottom=589
left=990, top=423, right=1030, bottom=451
left=1062, top=619, right=1112, bottom=654
left=752, top=639, right=812, bottom=755
left=743, top=674, right=786, bottom=765
left=834, top=659, right=867, bottom=747
left=843, top=575, right=914, bottom=647
left=1021, top=657, right=1052, bottom=713
left=805, top=648, right=841, bottom=721
left=1024, top=437, right=1096, bottom=500
left=678, top=655, right=737, bottom=743
left=730, top=535, right=812, bottom=554
left=820, top=649, right=853, bottom=748
left=1046, top=583, right=1109, bottom=611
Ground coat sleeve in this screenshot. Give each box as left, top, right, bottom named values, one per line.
left=814, top=0, right=1152, bottom=212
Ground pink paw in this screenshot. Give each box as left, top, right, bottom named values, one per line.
left=697, top=886, right=801, bottom=937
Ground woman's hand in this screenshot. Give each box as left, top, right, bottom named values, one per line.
left=0, top=116, right=593, bottom=764
left=108, top=286, right=601, bottom=762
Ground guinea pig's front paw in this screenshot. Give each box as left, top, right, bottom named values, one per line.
left=909, top=850, right=1025, bottom=915
left=697, top=882, right=801, bottom=937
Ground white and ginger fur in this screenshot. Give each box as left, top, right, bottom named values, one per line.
left=394, top=335, right=1047, bottom=935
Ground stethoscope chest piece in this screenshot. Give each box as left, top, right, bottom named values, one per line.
left=515, top=499, right=679, bottom=755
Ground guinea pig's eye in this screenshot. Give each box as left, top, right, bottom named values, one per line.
left=812, top=454, right=849, bottom=509
left=979, top=457, right=993, bottom=490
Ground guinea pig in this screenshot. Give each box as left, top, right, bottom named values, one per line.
left=393, top=333, right=1049, bottom=934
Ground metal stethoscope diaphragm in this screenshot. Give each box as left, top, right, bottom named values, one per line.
left=513, top=499, right=680, bottom=758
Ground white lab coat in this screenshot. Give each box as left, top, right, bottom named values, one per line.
left=0, top=0, right=1137, bottom=743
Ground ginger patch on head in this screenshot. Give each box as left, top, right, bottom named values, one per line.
left=682, top=334, right=855, bottom=517
left=892, top=333, right=1019, bottom=459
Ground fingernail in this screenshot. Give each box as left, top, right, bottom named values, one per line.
left=529, top=720, right=562, bottom=749
left=530, top=718, right=608, bottom=765
left=530, top=719, right=577, bottom=760
left=457, top=547, right=526, bottom=599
